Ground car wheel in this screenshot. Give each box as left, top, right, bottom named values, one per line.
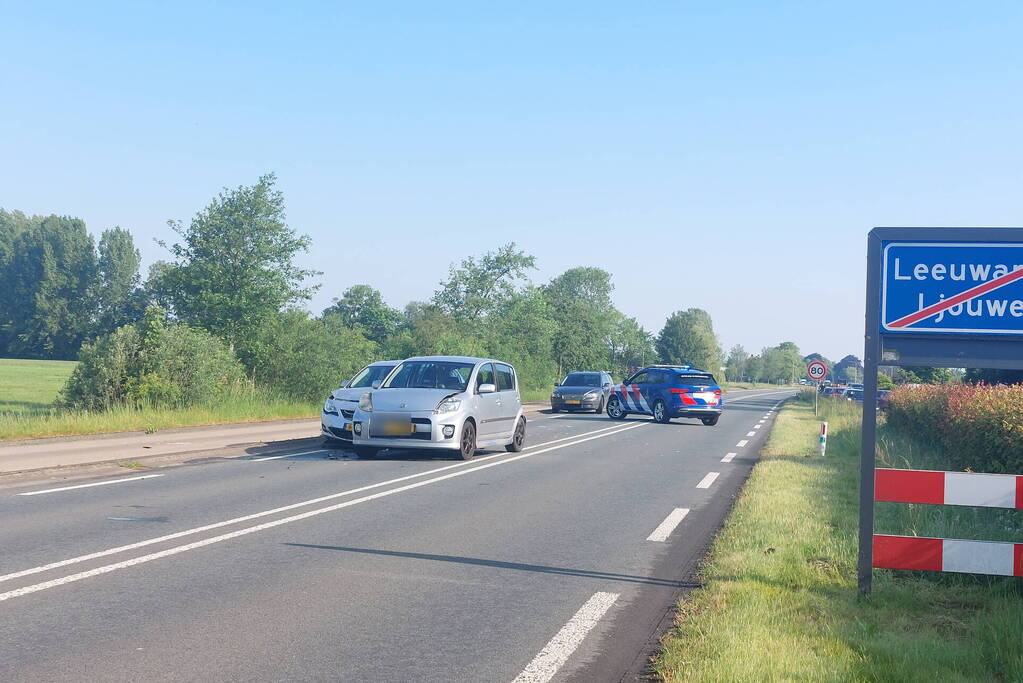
left=354, top=445, right=378, bottom=458
left=653, top=399, right=671, bottom=423
left=594, top=398, right=604, bottom=414
left=506, top=417, right=526, bottom=452
left=458, top=421, right=477, bottom=460
left=606, top=396, right=627, bottom=420
left=701, top=416, right=720, bottom=426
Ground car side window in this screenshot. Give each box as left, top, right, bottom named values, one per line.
left=629, top=372, right=649, bottom=385
left=651, top=371, right=669, bottom=384
left=476, top=363, right=495, bottom=392
left=495, top=363, right=515, bottom=391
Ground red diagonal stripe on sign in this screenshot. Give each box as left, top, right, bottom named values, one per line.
left=887, top=266, right=1023, bottom=329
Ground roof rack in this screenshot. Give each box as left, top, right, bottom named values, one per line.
left=648, top=364, right=693, bottom=370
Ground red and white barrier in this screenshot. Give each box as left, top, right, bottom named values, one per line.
left=874, top=534, right=1023, bottom=577
left=875, top=468, right=1023, bottom=509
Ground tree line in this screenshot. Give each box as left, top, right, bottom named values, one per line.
left=2, top=174, right=794, bottom=410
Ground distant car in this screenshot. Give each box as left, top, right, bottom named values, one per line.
left=846, top=389, right=864, bottom=402
left=351, top=355, right=525, bottom=460
left=551, top=371, right=613, bottom=413
left=606, top=364, right=722, bottom=426
left=821, top=386, right=847, bottom=399
left=321, top=360, right=401, bottom=444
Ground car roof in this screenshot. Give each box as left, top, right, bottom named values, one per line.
left=368, top=360, right=401, bottom=366
left=642, top=365, right=712, bottom=374
left=402, top=355, right=508, bottom=365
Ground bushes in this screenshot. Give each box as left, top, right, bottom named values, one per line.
left=886, top=383, right=1023, bottom=473
left=63, top=307, right=247, bottom=410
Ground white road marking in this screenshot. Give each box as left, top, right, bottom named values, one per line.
left=252, top=449, right=328, bottom=462
left=746, top=431, right=756, bottom=437
left=721, top=453, right=737, bottom=463
left=646, top=508, right=690, bottom=542
left=753, top=424, right=761, bottom=430
left=736, top=440, right=748, bottom=448
left=696, top=472, right=720, bottom=489
left=17, top=475, right=164, bottom=497
left=512, top=591, right=620, bottom=683
left=0, top=423, right=647, bottom=601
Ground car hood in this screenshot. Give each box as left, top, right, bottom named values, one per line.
left=369, top=388, right=462, bottom=412
left=554, top=385, right=601, bottom=393
left=331, top=386, right=371, bottom=403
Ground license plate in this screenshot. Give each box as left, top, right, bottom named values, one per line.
left=566, top=399, right=581, bottom=405
left=694, top=392, right=718, bottom=404
left=380, top=419, right=412, bottom=436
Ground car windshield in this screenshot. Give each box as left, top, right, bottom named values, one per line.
left=348, top=364, right=394, bottom=388
left=383, top=360, right=475, bottom=391
left=676, top=373, right=716, bottom=385
left=561, top=373, right=600, bottom=387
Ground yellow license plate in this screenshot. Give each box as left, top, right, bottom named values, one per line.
left=566, top=400, right=581, bottom=405
left=381, top=419, right=412, bottom=436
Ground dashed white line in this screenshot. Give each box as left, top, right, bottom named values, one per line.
left=253, top=449, right=327, bottom=462
left=0, top=423, right=647, bottom=601
left=746, top=431, right=756, bottom=437
left=17, top=475, right=164, bottom=496
left=696, top=472, right=720, bottom=489
left=646, top=507, right=690, bottom=542
left=753, top=424, right=761, bottom=430
left=512, top=591, right=620, bottom=683
left=736, top=439, right=749, bottom=448
left=721, top=452, right=737, bottom=463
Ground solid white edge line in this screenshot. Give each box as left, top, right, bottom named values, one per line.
left=736, top=440, right=748, bottom=448
left=17, top=475, right=165, bottom=496
left=721, top=453, right=737, bottom=463
left=646, top=507, right=690, bottom=542
left=696, top=472, right=720, bottom=489
left=0, top=423, right=647, bottom=600
left=512, top=591, right=620, bottom=683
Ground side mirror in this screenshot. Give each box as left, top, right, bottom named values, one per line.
left=553, top=383, right=560, bottom=389
left=478, top=383, right=497, bottom=394
left=602, top=382, right=611, bottom=388
left=341, top=377, right=353, bottom=388
left=371, top=380, right=382, bottom=389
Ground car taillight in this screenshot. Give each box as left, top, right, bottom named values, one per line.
left=669, top=388, right=689, bottom=394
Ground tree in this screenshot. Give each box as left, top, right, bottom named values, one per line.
left=159, top=174, right=319, bottom=365
left=94, top=227, right=143, bottom=336
left=434, top=243, right=536, bottom=323
left=832, top=355, right=863, bottom=383
left=607, top=313, right=655, bottom=380
left=725, top=345, right=750, bottom=381
left=2, top=216, right=97, bottom=359
left=656, top=308, right=722, bottom=373
left=544, top=267, right=616, bottom=374
left=322, top=284, right=402, bottom=343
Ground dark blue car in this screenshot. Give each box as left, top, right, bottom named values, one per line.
left=606, top=365, right=723, bottom=425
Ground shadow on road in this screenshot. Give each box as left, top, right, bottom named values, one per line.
left=284, top=543, right=695, bottom=588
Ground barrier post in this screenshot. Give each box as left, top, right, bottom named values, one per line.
left=818, top=422, right=828, bottom=456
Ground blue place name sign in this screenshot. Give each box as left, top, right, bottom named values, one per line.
left=881, top=242, right=1023, bottom=335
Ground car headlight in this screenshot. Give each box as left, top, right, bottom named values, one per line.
left=435, top=398, right=461, bottom=414
left=323, top=397, right=337, bottom=414
left=358, top=392, right=373, bottom=412
left=583, top=390, right=598, bottom=398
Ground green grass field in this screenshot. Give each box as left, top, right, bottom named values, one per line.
left=654, top=394, right=1023, bottom=682
left=0, top=358, right=77, bottom=415
left=0, top=358, right=318, bottom=441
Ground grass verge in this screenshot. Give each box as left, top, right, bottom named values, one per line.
left=0, top=396, right=318, bottom=442
left=0, top=358, right=77, bottom=415
left=654, top=394, right=1023, bottom=681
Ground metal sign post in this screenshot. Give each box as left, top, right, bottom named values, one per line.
left=807, top=361, right=827, bottom=417
left=859, top=227, right=1023, bottom=595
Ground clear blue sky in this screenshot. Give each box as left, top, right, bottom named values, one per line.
left=3, top=1, right=1022, bottom=362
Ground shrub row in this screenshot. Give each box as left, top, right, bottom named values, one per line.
left=885, top=383, right=1023, bottom=474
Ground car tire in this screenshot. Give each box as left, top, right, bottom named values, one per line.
left=354, top=445, right=378, bottom=458
left=458, top=421, right=477, bottom=460
left=606, top=396, right=627, bottom=420
left=701, top=416, right=720, bottom=426
left=551, top=407, right=561, bottom=413
left=594, top=398, right=604, bottom=414
left=653, top=399, right=671, bottom=424
left=505, top=417, right=526, bottom=452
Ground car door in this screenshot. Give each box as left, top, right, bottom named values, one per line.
left=474, top=363, right=502, bottom=439
left=643, top=371, right=668, bottom=411
left=623, top=371, right=651, bottom=413
left=495, top=363, right=520, bottom=436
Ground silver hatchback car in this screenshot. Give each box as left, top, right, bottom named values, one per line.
left=351, top=356, right=526, bottom=460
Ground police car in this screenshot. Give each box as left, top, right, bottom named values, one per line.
left=606, top=365, right=722, bottom=425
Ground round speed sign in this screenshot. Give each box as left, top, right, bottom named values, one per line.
left=807, top=360, right=828, bottom=381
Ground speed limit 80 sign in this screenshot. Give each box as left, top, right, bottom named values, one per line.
left=807, top=360, right=828, bottom=381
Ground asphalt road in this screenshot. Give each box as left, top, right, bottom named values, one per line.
left=0, top=388, right=794, bottom=682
